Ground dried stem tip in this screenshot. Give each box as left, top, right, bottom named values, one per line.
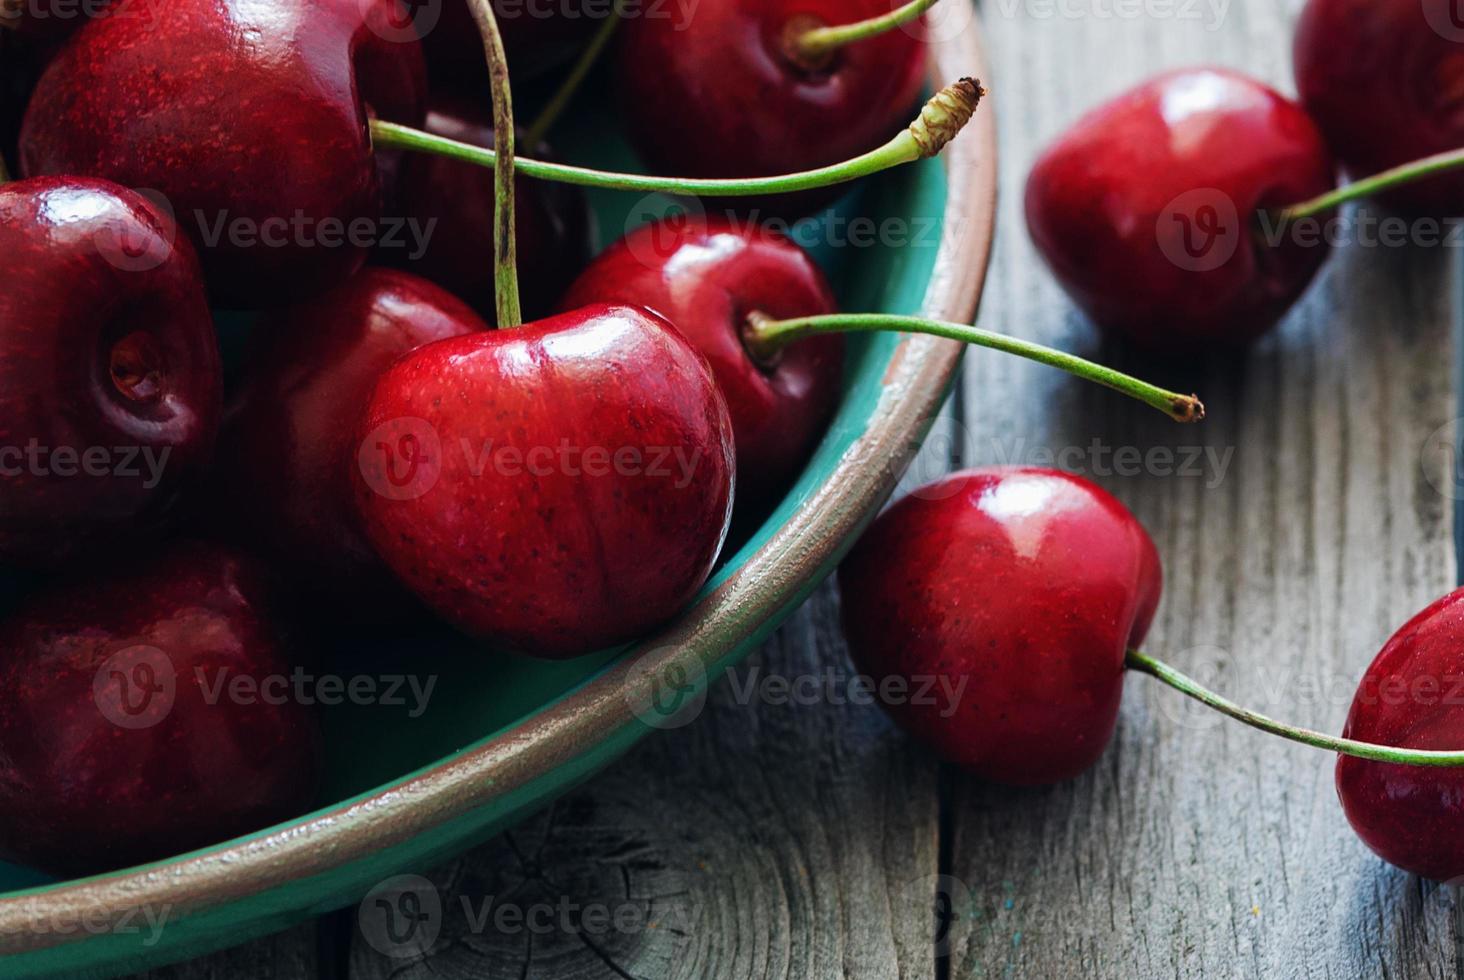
left=908, top=77, right=985, bottom=158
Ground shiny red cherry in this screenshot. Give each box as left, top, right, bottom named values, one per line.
left=560, top=216, right=841, bottom=516
left=1337, top=588, right=1464, bottom=881
left=837, top=466, right=1162, bottom=784
left=0, top=542, right=319, bottom=875
left=353, top=304, right=735, bottom=658
left=1025, top=67, right=1336, bottom=351
left=19, top=0, right=427, bottom=307
left=0, top=176, right=220, bottom=567
left=385, top=95, right=593, bottom=321
left=616, top=0, right=926, bottom=207
left=217, top=268, right=487, bottom=615
left=1295, top=0, right=1464, bottom=214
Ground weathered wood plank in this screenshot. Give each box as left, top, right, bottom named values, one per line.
left=947, top=0, right=1460, bottom=976
left=119, top=922, right=323, bottom=980
left=346, top=584, right=944, bottom=980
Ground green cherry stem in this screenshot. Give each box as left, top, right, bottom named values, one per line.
left=525, top=0, right=624, bottom=148
left=467, top=0, right=521, bottom=328
left=370, top=78, right=983, bottom=198
left=792, top=0, right=940, bottom=63
left=1274, top=147, right=1464, bottom=223
left=1127, top=649, right=1464, bottom=767
left=743, top=312, right=1205, bottom=423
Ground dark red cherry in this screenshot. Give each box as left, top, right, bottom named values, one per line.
left=616, top=0, right=926, bottom=209
left=0, top=176, right=220, bottom=567
left=1337, top=587, right=1464, bottom=881
left=217, top=268, right=487, bottom=615
left=18, top=0, right=427, bottom=307
left=837, top=466, right=1162, bottom=784
left=385, top=95, right=593, bottom=321
left=353, top=304, right=735, bottom=658
left=1025, top=67, right=1336, bottom=351
left=0, top=542, right=319, bottom=876
left=561, top=216, right=841, bottom=516
left=1295, top=0, right=1464, bottom=214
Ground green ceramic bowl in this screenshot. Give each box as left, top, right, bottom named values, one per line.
left=0, top=21, right=996, bottom=979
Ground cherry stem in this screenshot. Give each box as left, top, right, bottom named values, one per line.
left=793, top=0, right=940, bottom=63
left=744, top=312, right=1204, bottom=423
left=1127, top=649, right=1464, bottom=767
left=370, top=78, right=983, bottom=198
left=466, top=0, right=521, bottom=328
left=525, top=0, right=624, bottom=148
left=1274, top=147, right=1464, bottom=222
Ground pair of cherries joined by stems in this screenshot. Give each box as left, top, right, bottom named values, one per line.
left=839, top=465, right=1464, bottom=883
left=1028, top=0, right=1464, bottom=351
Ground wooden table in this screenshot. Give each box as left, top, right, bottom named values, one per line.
left=130, top=0, right=1464, bottom=975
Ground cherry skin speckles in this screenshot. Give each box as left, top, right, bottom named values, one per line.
left=352, top=303, right=736, bottom=659
left=837, top=467, right=1162, bottom=785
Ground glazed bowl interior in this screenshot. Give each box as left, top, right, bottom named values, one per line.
left=0, top=100, right=948, bottom=897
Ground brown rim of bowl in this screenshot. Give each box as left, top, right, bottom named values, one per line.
left=0, top=16, right=999, bottom=953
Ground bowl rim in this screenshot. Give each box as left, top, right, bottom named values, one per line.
left=0, top=17, right=998, bottom=955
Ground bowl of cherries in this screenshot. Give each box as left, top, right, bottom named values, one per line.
left=0, top=0, right=1090, bottom=973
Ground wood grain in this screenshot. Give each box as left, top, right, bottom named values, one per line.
left=343, top=586, right=942, bottom=980
left=946, top=0, right=1461, bottom=976
left=121, top=923, right=322, bottom=980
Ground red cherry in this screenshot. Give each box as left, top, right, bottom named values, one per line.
left=18, top=0, right=427, bottom=306
left=1025, top=67, right=1336, bottom=351
left=616, top=0, right=926, bottom=208
left=217, top=268, right=488, bottom=615
left=352, top=304, right=735, bottom=658
left=837, top=467, right=1162, bottom=784
left=386, top=95, right=594, bottom=321
left=0, top=176, right=220, bottom=566
left=1337, top=588, right=1464, bottom=881
left=1295, top=0, right=1464, bottom=214
left=561, top=216, right=841, bottom=515
left=0, top=542, right=319, bottom=876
